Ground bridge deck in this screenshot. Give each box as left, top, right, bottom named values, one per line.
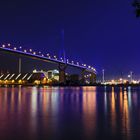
left=0, top=46, right=96, bottom=74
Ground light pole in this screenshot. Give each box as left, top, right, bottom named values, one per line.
left=130, top=71, right=133, bottom=83
left=102, top=69, right=105, bottom=84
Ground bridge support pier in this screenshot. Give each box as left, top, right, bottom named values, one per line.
left=18, top=57, right=22, bottom=73
left=89, top=73, right=96, bottom=84
left=58, top=63, right=67, bottom=84
left=81, top=69, right=86, bottom=85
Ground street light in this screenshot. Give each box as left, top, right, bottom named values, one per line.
left=102, top=69, right=105, bottom=84
left=130, top=71, right=133, bottom=83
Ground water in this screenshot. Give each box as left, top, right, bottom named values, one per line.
left=0, top=86, right=140, bottom=140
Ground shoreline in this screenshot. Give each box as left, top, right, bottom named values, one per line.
left=0, top=83, right=140, bottom=87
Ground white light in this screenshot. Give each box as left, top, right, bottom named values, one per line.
left=47, top=53, right=49, bottom=56
left=39, top=51, right=41, bottom=54
left=27, top=74, right=33, bottom=80
left=33, top=52, right=36, bottom=55
left=24, top=50, right=27, bottom=53
left=15, top=74, right=21, bottom=80
left=4, top=74, right=10, bottom=80
left=33, top=69, right=37, bottom=73
left=2, top=45, right=5, bottom=48
left=14, top=47, right=17, bottom=50
left=19, top=46, right=22, bottom=49
left=22, top=73, right=28, bottom=80
left=29, top=49, right=32, bottom=52
left=8, top=43, right=11, bottom=47
left=42, top=54, right=44, bottom=57
left=128, top=75, right=131, bottom=78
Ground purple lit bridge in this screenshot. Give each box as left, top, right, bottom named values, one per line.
left=0, top=44, right=96, bottom=84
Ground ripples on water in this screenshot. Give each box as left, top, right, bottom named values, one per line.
left=0, top=86, right=140, bottom=140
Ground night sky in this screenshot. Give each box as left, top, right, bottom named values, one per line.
left=0, top=0, right=139, bottom=79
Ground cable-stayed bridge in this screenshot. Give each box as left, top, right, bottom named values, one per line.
left=0, top=44, right=96, bottom=84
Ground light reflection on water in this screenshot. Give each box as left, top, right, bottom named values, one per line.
left=0, top=86, right=140, bottom=140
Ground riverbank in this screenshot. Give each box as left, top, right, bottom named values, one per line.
left=0, top=83, right=140, bottom=87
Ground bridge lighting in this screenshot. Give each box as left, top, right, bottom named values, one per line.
left=66, top=59, right=69, bottom=63
left=0, top=45, right=96, bottom=75
left=2, top=44, right=5, bottom=48
left=60, top=57, right=64, bottom=61
left=54, top=56, right=57, bottom=60
left=8, top=43, right=11, bottom=47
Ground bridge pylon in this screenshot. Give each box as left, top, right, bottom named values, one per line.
left=89, top=72, right=96, bottom=85
left=58, top=63, right=67, bottom=84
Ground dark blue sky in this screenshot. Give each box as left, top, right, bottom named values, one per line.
left=0, top=0, right=139, bottom=78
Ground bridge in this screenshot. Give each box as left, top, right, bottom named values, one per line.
left=0, top=44, right=96, bottom=84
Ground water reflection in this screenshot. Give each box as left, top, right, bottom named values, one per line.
left=0, top=86, right=140, bottom=139
left=82, top=87, right=97, bottom=139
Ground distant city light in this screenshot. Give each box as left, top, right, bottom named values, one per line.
left=33, top=69, right=37, bottom=73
